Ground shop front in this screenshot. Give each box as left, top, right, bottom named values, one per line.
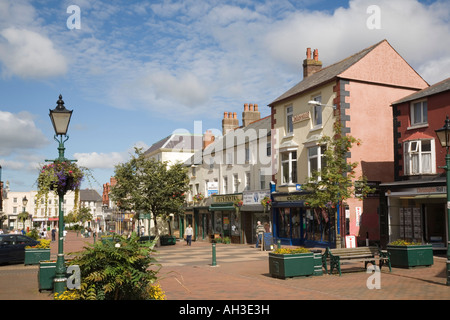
left=242, top=190, right=271, bottom=244
left=381, top=179, right=448, bottom=250
left=209, top=194, right=243, bottom=244
left=272, top=191, right=335, bottom=247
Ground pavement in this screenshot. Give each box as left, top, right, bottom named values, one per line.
left=1, top=230, right=449, bottom=302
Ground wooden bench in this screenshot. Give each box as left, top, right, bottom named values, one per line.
left=322, top=246, right=391, bottom=276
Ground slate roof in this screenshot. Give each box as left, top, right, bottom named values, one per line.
left=269, top=40, right=385, bottom=106
left=392, top=77, right=450, bottom=105
left=144, top=133, right=203, bottom=156
left=79, top=189, right=102, bottom=202
left=185, top=116, right=271, bottom=166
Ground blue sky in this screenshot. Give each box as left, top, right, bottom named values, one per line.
left=0, top=0, right=449, bottom=193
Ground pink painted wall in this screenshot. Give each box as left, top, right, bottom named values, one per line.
left=336, top=41, right=428, bottom=242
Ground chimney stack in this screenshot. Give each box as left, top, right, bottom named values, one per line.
left=203, top=130, right=215, bottom=149
left=222, top=111, right=239, bottom=135
left=242, top=102, right=261, bottom=127
left=303, top=47, right=322, bottom=78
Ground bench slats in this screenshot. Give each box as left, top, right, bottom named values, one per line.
left=322, top=246, right=391, bottom=276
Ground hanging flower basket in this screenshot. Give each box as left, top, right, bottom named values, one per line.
left=233, top=199, right=243, bottom=213
left=261, top=196, right=272, bottom=212
left=36, top=161, right=93, bottom=213
left=38, top=161, right=83, bottom=194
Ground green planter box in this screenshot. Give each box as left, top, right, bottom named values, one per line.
left=38, top=261, right=57, bottom=292
left=269, top=252, right=315, bottom=279
left=161, top=236, right=176, bottom=246
left=24, top=248, right=51, bottom=265
left=387, top=244, right=433, bottom=268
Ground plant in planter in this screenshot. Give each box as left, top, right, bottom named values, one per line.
left=25, top=239, right=51, bottom=265
left=387, top=240, right=433, bottom=268
left=269, top=247, right=316, bottom=279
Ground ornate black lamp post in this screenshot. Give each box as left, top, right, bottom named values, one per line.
left=48, top=94, right=73, bottom=293
left=435, top=115, right=450, bottom=286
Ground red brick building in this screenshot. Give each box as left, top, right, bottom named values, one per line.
left=380, top=77, right=450, bottom=249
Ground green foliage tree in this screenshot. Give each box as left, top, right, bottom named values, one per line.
left=110, top=148, right=189, bottom=238
left=303, top=122, right=374, bottom=242
left=67, top=233, right=159, bottom=300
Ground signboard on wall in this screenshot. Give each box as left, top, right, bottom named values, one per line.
left=243, top=190, right=270, bottom=205
left=345, top=235, right=356, bottom=248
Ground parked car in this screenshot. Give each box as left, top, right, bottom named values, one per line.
left=0, top=234, right=39, bottom=265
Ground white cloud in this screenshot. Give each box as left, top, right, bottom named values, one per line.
left=0, top=27, right=67, bottom=79
left=74, top=141, right=149, bottom=169
left=74, top=151, right=124, bottom=169
left=0, top=111, right=48, bottom=156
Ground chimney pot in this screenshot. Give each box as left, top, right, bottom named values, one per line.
left=249, top=103, right=253, bottom=111
left=224, top=112, right=228, bottom=118
left=254, top=104, right=258, bottom=111
left=313, top=49, right=319, bottom=61
left=306, top=48, right=311, bottom=59
left=244, top=103, right=249, bottom=111
left=233, top=112, right=237, bottom=119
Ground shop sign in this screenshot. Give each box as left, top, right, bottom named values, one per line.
left=212, top=194, right=242, bottom=203
left=243, top=190, right=270, bottom=205
left=292, top=111, right=310, bottom=124
left=272, top=194, right=304, bottom=202
left=416, top=186, right=447, bottom=194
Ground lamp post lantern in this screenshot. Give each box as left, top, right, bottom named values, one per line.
left=435, top=115, right=450, bottom=286
left=48, top=94, right=73, bottom=294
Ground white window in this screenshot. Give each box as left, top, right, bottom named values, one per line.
left=308, top=145, right=327, bottom=178
left=311, top=96, right=322, bottom=128
left=286, top=105, right=293, bottom=134
left=404, top=139, right=435, bottom=175
left=259, top=169, right=266, bottom=190
left=245, top=145, right=250, bottom=163
left=223, top=176, right=228, bottom=194
left=245, top=172, right=251, bottom=190
left=410, top=100, right=427, bottom=126
left=233, top=174, right=239, bottom=193
left=281, top=150, right=297, bottom=184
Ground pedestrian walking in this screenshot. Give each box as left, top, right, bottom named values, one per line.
left=185, top=224, right=193, bottom=246
left=255, top=221, right=265, bottom=249
left=51, top=227, right=56, bottom=241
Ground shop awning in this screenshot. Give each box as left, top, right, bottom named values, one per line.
left=209, top=205, right=235, bottom=211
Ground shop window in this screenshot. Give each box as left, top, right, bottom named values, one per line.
left=404, top=139, right=435, bottom=175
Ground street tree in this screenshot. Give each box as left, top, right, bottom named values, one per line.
left=110, top=148, right=189, bottom=241
left=303, top=122, right=374, bottom=246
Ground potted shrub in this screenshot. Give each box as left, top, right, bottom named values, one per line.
left=25, top=239, right=51, bottom=265
left=269, top=247, right=316, bottom=279
left=387, top=240, right=433, bottom=268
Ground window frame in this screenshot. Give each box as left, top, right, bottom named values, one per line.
left=410, top=99, right=428, bottom=127
left=403, top=139, right=435, bottom=175
left=286, top=105, right=293, bottom=135
left=280, top=149, right=298, bottom=185
left=307, top=145, right=327, bottom=179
